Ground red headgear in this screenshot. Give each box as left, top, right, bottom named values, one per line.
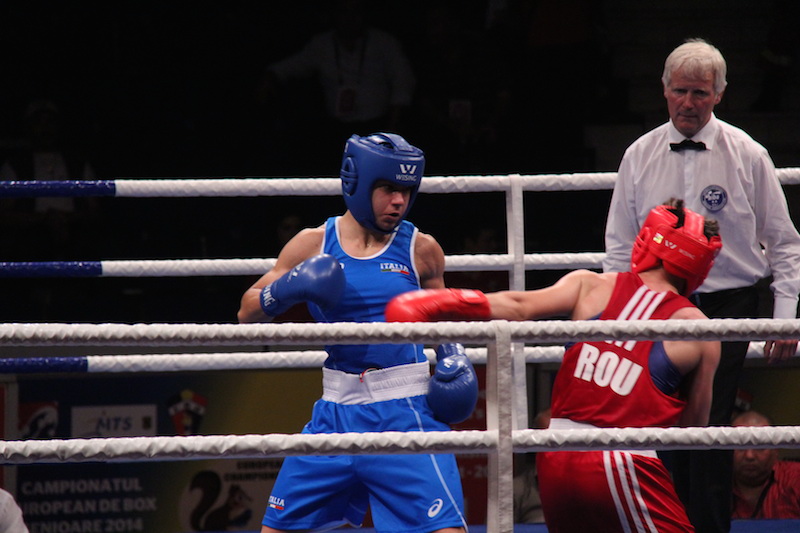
left=631, top=204, right=722, bottom=296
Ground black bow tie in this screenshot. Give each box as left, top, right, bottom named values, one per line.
left=670, top=139, right=707, bottom=152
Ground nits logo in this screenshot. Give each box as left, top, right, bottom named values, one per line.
left=95, top=416, right=133, bottom=433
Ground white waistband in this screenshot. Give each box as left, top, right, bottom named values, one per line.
left=549, top=418, right=658, bottom=458
left=322, top=362, right=430, bottom=405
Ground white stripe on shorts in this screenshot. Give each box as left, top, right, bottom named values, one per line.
left=603, top=450, right=658, bottom=533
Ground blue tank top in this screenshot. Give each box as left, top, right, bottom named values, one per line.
left=309, top=217, right=426, bottom=373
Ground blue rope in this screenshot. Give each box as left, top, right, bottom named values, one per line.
left=0, top=180, right=116, bottom=197
left=0, top=261, right=103, bottom=278
left=0, top=357, right=88, bottom=373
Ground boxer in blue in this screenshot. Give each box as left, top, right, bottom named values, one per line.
left=238, top=133, right=475, bottom=533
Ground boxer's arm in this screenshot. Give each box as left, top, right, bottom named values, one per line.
left=238, top=227, right=331, bottom=323
left=386, top=270, right=607, bottom=323
left=677, top=339, right=719, bottom=427
left=663, top=306, right=720, bottom=427
left=414, top=232, right=446, bottom=289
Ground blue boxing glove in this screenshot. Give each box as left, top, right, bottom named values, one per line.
left=427, top=343, right=479, bottom=424
left=259, top=254, right=345, bottom=318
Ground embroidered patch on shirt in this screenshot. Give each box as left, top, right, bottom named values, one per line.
left=380, top=262, right=410, bottom=275
left=268, top=495, right=285, bottom=510
left=701, top=185, right=727, bottom=212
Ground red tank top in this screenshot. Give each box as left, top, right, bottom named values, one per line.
left=550, top=272, right=693, bottom=428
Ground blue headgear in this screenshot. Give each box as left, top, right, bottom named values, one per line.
left=340, top=133, right=425, bottom=233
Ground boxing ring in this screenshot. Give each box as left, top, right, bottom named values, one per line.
left=3, top=171, right=800, bottom=533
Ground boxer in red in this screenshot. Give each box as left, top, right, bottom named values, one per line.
left=387, top=198, right=722, bottom=533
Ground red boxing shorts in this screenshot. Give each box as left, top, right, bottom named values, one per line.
left=537, top=448, right=694, bottom=532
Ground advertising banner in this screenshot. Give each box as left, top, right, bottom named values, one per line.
left=15, top=368, right=321, bottom=533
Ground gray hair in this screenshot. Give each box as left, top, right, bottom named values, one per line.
left=662, top=38, right=727, bottom=94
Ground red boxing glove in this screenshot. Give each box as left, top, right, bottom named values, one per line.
left=385, top=288, right=492, bottom=322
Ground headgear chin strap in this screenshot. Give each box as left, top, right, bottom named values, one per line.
left=631, top=204, right=722, bottom=297
left=340, top=133, right=425, bottom=233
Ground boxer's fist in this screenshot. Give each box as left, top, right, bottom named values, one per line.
left=385, top=288, right=491, bottom=322
left=428, top=343, right=479, bottom=424
left=260, top=254, right=345, bottom=317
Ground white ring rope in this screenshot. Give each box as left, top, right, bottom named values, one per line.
left=87, top=350, right=329, bottom=372
left=2, top=338, right=778, bottom=376
left=2, top=426, right=800, bottom=465
left=101, top=258, right=276, bottom=277
left=106, top=168, right=800, bottom=196
left=1, top=319, right=797, bottom=347
left=93, top=252, right=605, bottom=278
left=64, top=341, right=771, bottom=374
left=513, top=425, right=800, bottom=451
left=0, top=431, right=495, bottom=464
left=88, top=349, right=442, bottom=373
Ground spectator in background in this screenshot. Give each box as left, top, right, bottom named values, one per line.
left=484, top=0, right=606, bottom=173
left=732, top=410, right=800, bottom=520
left=405, top=1, right=499, bottom=175
left=0, top=98, right=103, bottom=322
left=444, top=227, right=508, bottom=294
left=256, top=0, right=416, bottom=170
left=0, top=98, right=99, bottom=261
left=275, top=213, right=304, bottom=249
left=750, top=0, right=800, bottom=112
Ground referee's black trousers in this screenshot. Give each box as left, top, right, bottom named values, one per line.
left=667, top=283, right=761, bottom=533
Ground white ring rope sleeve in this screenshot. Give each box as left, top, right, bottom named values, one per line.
left=106, top=169, right=800, bottom=196
left=1, top=426, right=799, bottom=464
left=0, top=319, right=797, bottom=347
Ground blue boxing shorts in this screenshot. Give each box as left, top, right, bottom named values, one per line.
left=262, top=364, right=468, bottom=532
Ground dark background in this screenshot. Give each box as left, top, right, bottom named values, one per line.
left=1, top=0, right=798, bottom=323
